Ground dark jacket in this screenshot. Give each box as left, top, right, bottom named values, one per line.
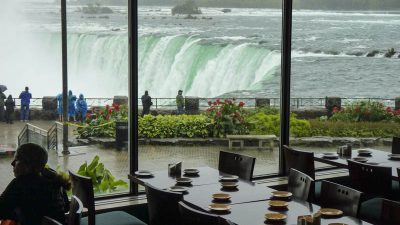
left=5, top=97, right=15, bottom=112
left=0, top=169, right=69, bottom=225
left=0, top=92, right=5, bottom=107
left=141, top=94, right=152, bottom=109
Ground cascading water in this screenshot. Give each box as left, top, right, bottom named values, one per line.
left=138, top=35, right=281, bottom=98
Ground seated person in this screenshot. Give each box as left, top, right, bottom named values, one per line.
left=0, top=143, right=70, bottom=225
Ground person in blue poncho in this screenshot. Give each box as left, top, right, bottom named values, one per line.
left=19, top=87, right=32, bottom=122
left=75, top=94, right=88, bottom=123
left=67, top=90, right=77, bottom=122
left=56, top=93, right=63, bottom=122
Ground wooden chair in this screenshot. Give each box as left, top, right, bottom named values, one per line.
left=218, top=151, right=255, bottom=181
left=283, top=145, right=315, bottom=179
left=381, top=198, right=400, bottom=225
left=392, top=137, right=400, bottom=154
left=69, top=171, right=147, bottom=225
left=320, top=180, right=363, bottom=217
left=68, top=195, right=84, bottom=225
left=178, top=201, right=232, bottom=225
left=288, top=168, right=314, bottom=202
left=42, top=217, right=63, bottom=225
left=145, top=183, right=183, bottom=225
left=347, top=160, right=392, bottom=198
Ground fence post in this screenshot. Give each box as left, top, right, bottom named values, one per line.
left=184, top=97, right=199, bottom=114
left=325, top=96, right=341, bottom=117
left=395, top=97, right=400, bottom=111
left=255, top=98, right=270, bottom=108
left=113, top=96, right=128, bottom=106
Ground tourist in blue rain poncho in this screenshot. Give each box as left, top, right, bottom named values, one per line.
left=67, top=90, right=77, bottom=122
left=56, top=93, right=63, bottom=122
left=75, top=94, right=88, bottom=123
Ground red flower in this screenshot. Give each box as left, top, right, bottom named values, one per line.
left=86, top=112, right=91, bottom=119
left=386, top=107, right=393, bottom=113
left=216, top=112, right=222, bottom=118
left=239, top=102, right=245, bottom=107
left=208, top=101, right=212, bottom=106
left=332, top=106, right=339, bottom=113
left=216, top=99, right=221, bottom=105
left=113, top=104, right=120, bottom=111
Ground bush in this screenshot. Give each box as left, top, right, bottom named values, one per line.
left=75, top=104, right=127, bottom=139
left=205, top=99, right=248, bottom=137
left=138, top=114, right=210, bottom=138
left=330, top=101, right=393, bottom=122
left=247, top=112, right=311, bottom=137
left=310, top=119, right=400, bottom=137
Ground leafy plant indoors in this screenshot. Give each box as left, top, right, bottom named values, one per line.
left=77, top=155, right=128, bottom=193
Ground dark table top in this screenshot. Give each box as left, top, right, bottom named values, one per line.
left=128, top=166, right=236, bottom=189
left=314, top=149, right=400, bottom=178
left=184, top=181, right=276, bottom=210
left=220, top=200, right=372, bottom=225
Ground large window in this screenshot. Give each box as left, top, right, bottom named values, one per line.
left=290, top=1, right=400, bottom=165
left=137, top=1, right=282, bottom=177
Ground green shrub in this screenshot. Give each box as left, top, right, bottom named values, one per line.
left=77, top=155, right=128, bottom=193
left=247, top=112, right=311, bottom=137
left=138, top=114, right=210, bottom=138
left=310, top=119, right=400, bottom=137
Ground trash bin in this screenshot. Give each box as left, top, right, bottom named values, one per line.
left=115, top=121, right=128, bottom=149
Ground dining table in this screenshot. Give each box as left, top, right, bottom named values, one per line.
left=128, top=166, right=372, bottom=225
left=314, top=149, right=400, bottom=179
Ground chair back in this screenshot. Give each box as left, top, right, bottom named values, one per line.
left=392, top=137, right=400, bottom=154
left=320, top=180, right=362, bottom=217
left=347, top=160, right=392, bottom=197
left=381, top=198, right=400, bottom=225
left=218, top=151, right=255, bottom=181
left=179, top=201, right=229, bottom=225
left=283, top=145, right=315, bottom=179
left=68, top=195, right=84, bottom=225
left=69, top=170, right=96, bottom=225
left=42, top=217, right=63, bottom=225
left=146, top=183, right=184, bottom=225
left=288, top=168, right=314, bottom=201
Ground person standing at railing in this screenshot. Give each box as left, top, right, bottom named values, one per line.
left=5, top=95, right=15, bottom=124
left=67, top=90, right=77, bottom=122
left=0, top=90, right=5, bottom=122
left=141, top=90, right=152, bottom=116
left=176, top=89, right=185, bottom=115
left=19, top=87, right=32, bottom=122
left=75, top=94, right=88, bottom=122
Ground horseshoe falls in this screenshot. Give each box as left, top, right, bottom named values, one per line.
left=138, top=35, right=280, bottom=98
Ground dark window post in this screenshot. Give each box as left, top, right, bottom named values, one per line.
left=280, top=0, right=293, bottom=175
left=128, top=0, right=139, bottom=195
left=61, top=0, right=69, bottom=155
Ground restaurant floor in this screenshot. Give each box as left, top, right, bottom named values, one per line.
left=0, top=120, right=392, bottom=193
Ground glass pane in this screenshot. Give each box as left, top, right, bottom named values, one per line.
left=0, top=1, right=129, bottom=196
left=138, top=1, right=282, bottom=176
left=290, top=3, right=399, bottom=167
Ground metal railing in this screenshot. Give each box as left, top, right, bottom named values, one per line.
left=18, top=123, right=49, bottom=150
left=11, top=97, right=398, bottom=109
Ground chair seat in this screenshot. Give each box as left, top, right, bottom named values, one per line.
left=312, top=180, right=322, bottom=204
left=359, top=198, right=383, bottom=224
left=81, top=211, right=147, bottom=225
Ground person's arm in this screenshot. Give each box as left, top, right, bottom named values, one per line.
left=0, top=179, right=19, bottom=220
